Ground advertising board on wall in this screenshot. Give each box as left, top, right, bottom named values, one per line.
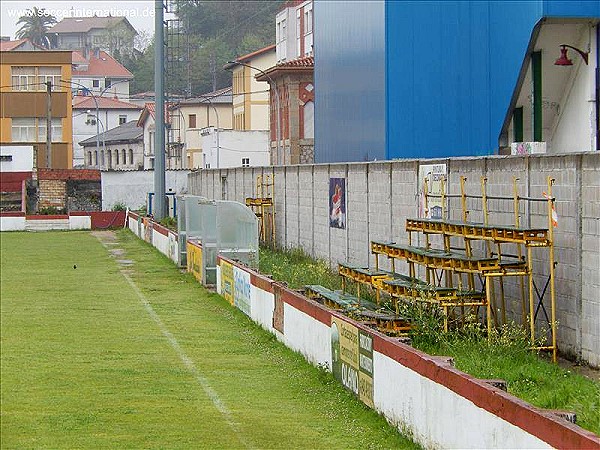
left=331, top=317, right=374, bottom=408
left=233, top=266, right=251, bottom=316
left=186, top=242, right=203, bottom=283
left=220, top=260, right=234, bottom=305
left=418, top=164, right=447, bottom=219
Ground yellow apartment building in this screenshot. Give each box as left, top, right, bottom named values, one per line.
left=0, top=51, right=73, bottom=169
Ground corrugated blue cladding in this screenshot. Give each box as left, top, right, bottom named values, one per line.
left=314, top=1, right=386, bottom=163
left=315, top=0, right=599, bottom=163
left=386, top=1, right=543, bottom=159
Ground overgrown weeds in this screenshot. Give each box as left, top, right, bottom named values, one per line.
left=258, top=245, right=600, bottom=435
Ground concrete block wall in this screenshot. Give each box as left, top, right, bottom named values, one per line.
left=188, top=153, right=600, bottom=366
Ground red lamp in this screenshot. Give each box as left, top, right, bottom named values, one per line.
left=554, top=44, right=589, bottom=66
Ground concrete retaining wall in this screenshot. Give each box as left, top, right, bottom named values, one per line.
left=188, top=153, right=600, bottom=366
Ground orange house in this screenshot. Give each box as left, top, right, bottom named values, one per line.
left=0, top=51, right=73, bottom=169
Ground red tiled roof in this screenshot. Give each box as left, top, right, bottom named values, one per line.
left=137, top=102, right=171, bottom=126
left=73, top=95, right=142, bottom=110
left=0, top=39, right=27, bottom=51
left=256, top=56, right=314, bottom=81
left=236, top=44, right=276, bottom=63
left=277, top=55, right=314, bottom=68
left=0, top=38, right=45, bottom=51
left=72, top=50, right=133, bottom=78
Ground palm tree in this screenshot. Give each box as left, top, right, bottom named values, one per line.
left=15, top=7, right=57, bottom=48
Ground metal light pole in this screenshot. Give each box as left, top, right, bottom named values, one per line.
left=225, top=61, right=281, bottom=165
left=153, top=0, right=166, bottom=220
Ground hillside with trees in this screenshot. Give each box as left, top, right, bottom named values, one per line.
left=122, top=0, right=283, bottom=96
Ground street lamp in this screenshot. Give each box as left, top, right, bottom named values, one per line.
left=61, top=79, right=100, bottom=161
left=224, top=61, right=282, bottom=165
left=61, top=78, right=130, bottom=166
left=199, top=94, right=220, bottom=168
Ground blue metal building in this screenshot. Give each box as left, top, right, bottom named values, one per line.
left=314, top=1, right=599, bottom=163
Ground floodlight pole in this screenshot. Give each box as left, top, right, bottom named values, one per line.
left=153, top=0, right=167, bottom=219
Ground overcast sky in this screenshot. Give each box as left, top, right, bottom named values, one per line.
left=1, top=1, right=160, bottom=40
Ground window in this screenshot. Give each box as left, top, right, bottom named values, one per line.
left=107, top=150, right=112, bottom=168
left=189, top=114, right=196, bottom=128
left=304, top=4, right=313, bottom=34
left=276, top=17, right=287, bottom=61
left=241, top=157, right=250, bottom=167
left=114, top=149, right=119, bottom=166
left=122, top=149, right=126, bottom=165
left=87, top=152, right=92, bottom=166
left=93, top=79, right=100, bottom=88
left=129, top=149, right=133, bottom=165
left=149, top=131, right=155, bottom=155
left=150, top=157, right=155, bottom=169
left=105, top=78, right=112, bottom=89
left=101, top=150, right=105, bottom=166
left=0, top=155, right=13, bottom=162
left=94, top=151, right=98, bottom=166
left=38, top=119, right=63, bottom=143
left=11, top=67, right=36, bottom=91
left=11, top=67, right=62, bottom=91
left=11, top=118, right=61, bottom=142
left=11, top=118, right=36, bottom=142
left=303, top=101, right=314, bottom=139
left=38, top=67, right=61, bottom=90
left=119, top=115, right=127, bottom=125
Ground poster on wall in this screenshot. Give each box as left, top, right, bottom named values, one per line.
left=418, top=164, right=447, bottom=219
left=186, top=242, right=203, bottom=283
left=331, top=317, right=374, bottom=408
left=329, top=178, right=346, bottom=229
left=233, top=266, right=251, bottom=317
left=220, top=260, right=234, bottom=305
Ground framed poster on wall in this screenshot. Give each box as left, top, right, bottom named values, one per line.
left=329, top=178, right=346, bottom=229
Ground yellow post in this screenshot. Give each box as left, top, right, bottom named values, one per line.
left=528, top=245, right=536, bottom=346
left=486, top=274, right=492, bottom=339
left=547, top=176, right=558, bottom=363
left=513, top=177, right=528, bottom=329
left=481, top=176, right=499, bottom=326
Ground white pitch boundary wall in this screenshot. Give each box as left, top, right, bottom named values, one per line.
left=125, top=214, right=599, bottom=450
left=1, top=215, right=91, bottom=231
left=127, top=212, right=179, bottom=264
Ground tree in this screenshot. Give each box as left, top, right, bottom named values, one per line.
left=15, top=7, right=57, bottom=48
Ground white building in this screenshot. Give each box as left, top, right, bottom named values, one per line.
left=276, top=0, right=313, bottom=63
left=71, top=49, right=132, bottom=100
left=137, top=103, right=184, bottom=170
left=202, top=128, right=270, bottom=169
left=72, top=95, right=141, bottom=167
left=80, top=121, right=143, bottom=171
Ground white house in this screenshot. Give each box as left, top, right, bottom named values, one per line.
left=276, top=0, right=313, bottom=63
left=71, top=49, right=133, bottom=100
left=73, top=95, right=141, bottom=167
left=202, top=128, right=270, bottom=169
left=169, top=87, right=233, bottom=169
left=80, top=121, right=143, bottom=170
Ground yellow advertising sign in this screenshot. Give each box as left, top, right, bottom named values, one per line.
left=186, top=242, right=203, bottom=283
left=331, top=317, right=374, bottom=408
left=220, top=259, right=234, bottom=305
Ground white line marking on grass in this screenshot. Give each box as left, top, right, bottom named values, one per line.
left=94, top=234, right=251, bottom=448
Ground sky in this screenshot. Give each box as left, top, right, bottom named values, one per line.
left=1, top=1, right=160, bottom=40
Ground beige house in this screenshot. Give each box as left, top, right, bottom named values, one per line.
left=169, top=87, right=233, bottom=169
left=226, top=45, right=276, bottom=132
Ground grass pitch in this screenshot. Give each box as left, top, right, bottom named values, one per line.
left=0, top=230, right=418, bottom=449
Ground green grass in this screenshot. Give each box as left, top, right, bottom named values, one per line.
left=1, top=231, right=419, bottom=449
left=259, top=246, right=600, bottom=436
